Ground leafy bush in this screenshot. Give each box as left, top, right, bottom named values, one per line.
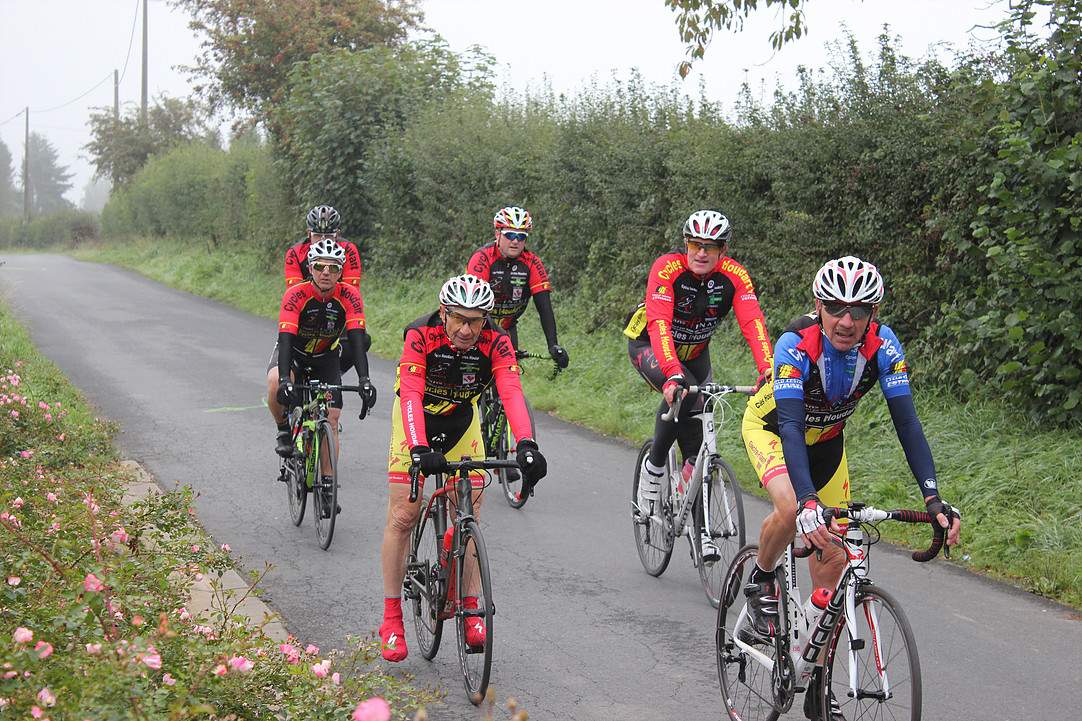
left=0, top=210, right=99, bottom=249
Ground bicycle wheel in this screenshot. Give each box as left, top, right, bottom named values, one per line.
left=823, top=584, right=921, bottom=721
left=716, top=544, right=784, bottom=721
left=631, top=440, right=674, bottom=577
left=455, top=519, right=494, bottom=705
left=407, top=498, right=445, bottom=660
left=696, top=456, right=746, bottom=608
left=312, top=420, right=338, bottom=550
left=283, top=452, right=307, bottom=526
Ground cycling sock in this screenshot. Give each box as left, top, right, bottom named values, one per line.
left=383, top=596, right=402, bottom=618
left=644, top=459, right=665, bottom=477
left=379, top=597, right=407, bottom=662
left=752, top=563, right=774, bottom=582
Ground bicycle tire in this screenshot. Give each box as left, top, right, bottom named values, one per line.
left=823, top=584, right=921, bottom=721
left=312, top=420, right=338, bottom=550
left=455, top=519, right=494, bottom=705
left=696, top=456, right=746, bottom=608
left=407, top=497, right=445, bottom=660
left=716, top=543, right=784, bottom=721
left=631, top=440, right=674, bottom=577
left=284, top=453, right=307, bottom=526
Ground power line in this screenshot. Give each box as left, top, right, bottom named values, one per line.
left=119, top=0, right=141, bottom=84
left=32, top=72, right=114, bottom=114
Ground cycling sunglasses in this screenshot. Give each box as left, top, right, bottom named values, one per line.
left=500, top=230, right=529, bottom=242
left=822, top=301, right=875, bottom=321
left=310, top=261, right=343, bottom=274
left=685, top=239, right=723, bottom=254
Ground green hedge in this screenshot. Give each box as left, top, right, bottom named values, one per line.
left=0, top=211, right=99, bottom=249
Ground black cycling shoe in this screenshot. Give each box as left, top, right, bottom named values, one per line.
left=505, top=466, right=521, bottom=482
left=275, top=431, right=293, bottom=458
left=804, top=669, right=845, bottom=721
left=740, top=575, right=779, bottom=643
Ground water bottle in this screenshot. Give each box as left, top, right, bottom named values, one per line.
left=673, top=459, right=694, bottom=505
left=440, top=527, right=454, bottom=567
left=803, top=587, right=832, bottom=631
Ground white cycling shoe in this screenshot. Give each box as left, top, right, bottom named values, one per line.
left=637, top=458, right=662, bottom=514
left=700, top=532, right=721, bottom=564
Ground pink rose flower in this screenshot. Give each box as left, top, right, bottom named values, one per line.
left=6, top=576, right=19, bottom=586
left=220, top=543, right=230, bottom=552
left=176, top=607, right=191, bottom=621
left=83, top=573, right=105, bottom=593
left=351, top=697, right=391, bottom=721
left=163, top=673, right=176, bottom=686
left=111, top=527, right=129, bottom=544
left=228, top=655, right=253, bottom=672
left=305, top=644, right=319, bottom=655
left=30, top=706, right=42, bottom=719
left=213, top=664, right=227, bottom=677
left=13, top=627, right=32, bottom=644
left=332, top=672, right=341, bottom=685
left=143, top=652, right=162, bottom=670
left=35, top=641, right=53, bottom=659
left=11, top=497, right=23, bottom=508
left=10, top=411, right=19, bottom=419
left=37, top=687, right=56, bottom=706
left=85, top=643, right=101, bottom=655
left=46, top=492, right=57, bottom=503
left=311, top=659, right=331, bottom=678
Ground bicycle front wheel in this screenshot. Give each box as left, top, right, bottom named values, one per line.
left=283, top=454, right=307, bottom=526
left=631, top=440, right=674, bottom=577
left=824, top=584, right=921, bottom=721
left=455, top=519, right=494, bottom=705
left=716, top=544, right=784, bottom=721
left=696, top=456, right=746, bottom=607
left=407, top=497, right=445, bottom=660
left=312, top=420, right=338, bottom=550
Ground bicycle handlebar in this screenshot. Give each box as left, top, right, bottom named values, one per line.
left=290, top=381, right=373, bottom=420
left=515, top=349, right=563, bottom=380
left=660, top=383, right=756, bottom=422
left=408, top=458, right=521, bottom=503
left=792, top=504, right=946, bottom=563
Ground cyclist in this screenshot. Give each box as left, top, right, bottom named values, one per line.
left=740, top=255, right=961, bottom=721
left=377, top=274, right=547, bottom=663
left=625, top=209, right=772, bottom=562
left=467, top=206, right=569, bottom=369
left=283, top=205, right=368, bottom=374
left=266, top=239, right=377, bottom=514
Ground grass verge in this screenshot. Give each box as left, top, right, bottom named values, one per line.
left=72, top=238, right=1081, bottom=608
left=0, top=297, right=439, bottom=718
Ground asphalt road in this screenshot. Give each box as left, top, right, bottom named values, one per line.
left=1, top=254, right=1079, bottom=721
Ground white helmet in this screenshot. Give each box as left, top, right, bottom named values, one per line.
left=682, top=210, right=732, bottom=243
left=813, top=256, right=884, bottom=304
left=307, top=238, right=346, bottom=264
left=439, top=274, right=495, bottom=312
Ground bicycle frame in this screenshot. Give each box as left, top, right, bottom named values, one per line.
left=416, top=470, right=479, bottom=619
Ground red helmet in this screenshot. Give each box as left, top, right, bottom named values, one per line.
left=493, top=206, right=533, bottom=232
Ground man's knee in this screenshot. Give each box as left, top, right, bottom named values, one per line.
left=386, top=497, right=420, bottom=535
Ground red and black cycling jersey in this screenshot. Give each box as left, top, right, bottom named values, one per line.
left=466, top=243, right=552, bottom=330
left=277, top=281, right=366, bottom=356
left=396, top=311, right=533, bottom=447
left=624, top=252, right=772, bottom=380
left=284, top=238, right=362, bottom=288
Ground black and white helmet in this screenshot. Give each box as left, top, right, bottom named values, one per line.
left=307, top=238, right=346, bottom=264
left=306, top=205, right=341, bottom=233
left=682, top=210, right=732, bottom=244
left=439, top=274, right=495, bottom=312
left=813, top=256, right=884, bottom=304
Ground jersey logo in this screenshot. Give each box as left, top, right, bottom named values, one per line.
left=462, top=373, right=476, bottom=384
left=889, top=360, right=908, bottom=375
left=777, top=364, right=802, bottom=379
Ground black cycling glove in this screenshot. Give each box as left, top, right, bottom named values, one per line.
left=410, top=446, right=447, bottom=476
left=549, top=344, right=570, bottom=369
left=358, top=377, right=377, bottom=419
left=276, top=379, right=295, bottom=407
left=516, top=439, right=547, bottom=487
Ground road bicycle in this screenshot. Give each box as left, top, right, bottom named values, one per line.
left=277, top=380, right=369, bottom=550
left=402, top=456, right=518, bottom=705
left=631, top=383, right=753, bottom=607
left=478, top=349, right=560, bottom=508
left=716, top=502, right=951, bottom=721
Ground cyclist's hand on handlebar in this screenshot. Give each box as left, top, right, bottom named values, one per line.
left=925, top=495, right=961, bottom=547
left=754, top=366, right=773, bottom=392
left=358, top=376, right=377, bottom=418
left=549, top=344, right=569, bottom=369
left=516, top=439, right=547, bottom=487
left=410, top=446, right=447, bottom=476
left=276, top=378, right=295, bottom=407
left=662, top=374, right=687, bottom=406
left=796, top=496, right=837, bottom=550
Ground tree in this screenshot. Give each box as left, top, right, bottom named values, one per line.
left=79, top=176, right=112, bottom=214
left=85, top=96, right=213, bottom=187
left=23, top=133, right=73, bottom=215
left=665, top=0, right=811, bottom=76
left=172, top=0, right=423, bottom=118
left=0, top=139, right=17, bottom=217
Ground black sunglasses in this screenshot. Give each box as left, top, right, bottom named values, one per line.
left=822, top=301, right=875, bottom=321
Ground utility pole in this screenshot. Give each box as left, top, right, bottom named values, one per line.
left=141, top=0, right=148, bottom=123
left=114, top=69, right=120, bottom=122
left=22, top=108, right=30, bottom=223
